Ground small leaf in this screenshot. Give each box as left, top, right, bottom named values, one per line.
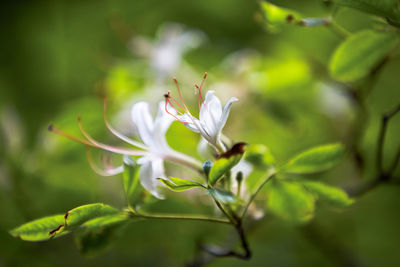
left=245, top=144, right=275, bottom=170
left=207, top=188, right=236, bottom=203
left=302, top=181, right=354, bottom=208
left=267, top=180, right=315, bottom=224
left=260, top=1, right=302, bottom=32
left=122, top=155, right=141, bottom=206
left=158, top=177, right=204, bottom=192
left=334, top=0, right=400, bottom=22
left=74, top=213, right=129, bottom=256
left=284, top=143, right=345, bottom=174
left=330, top=30, right=399, bottom=82
left=9, top=215, right=69, bottom=241
left=209, top=143, right=246, bottom=186
left=65, top=203, right=119, bottom=229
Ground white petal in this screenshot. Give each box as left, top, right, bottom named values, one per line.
left=152, top=102, right=175, bottom=152
left=138, top=157, right=165, bottom=199
left=197, top=137, right=214, bottom=159
left=199, top=91, right=222, bottom=136
left=154, top=101, right=175, bottom=135
left=177, top=113, right=200, bottom=133
left=131, top=102, right=155, bottom=147
left=216, top=97, right=238, bottom=135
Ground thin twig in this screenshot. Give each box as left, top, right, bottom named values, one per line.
left=349, top=103, right=400, bottom=197
left=129, top=211, right=231, bottom=225
left=242, top=169, right=276, bottom=218
left=377, top=104, right=400, bottom=172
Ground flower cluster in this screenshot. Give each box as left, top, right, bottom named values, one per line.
left=49, top=73, right=240, bottom=199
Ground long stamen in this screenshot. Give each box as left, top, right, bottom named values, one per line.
left=48, top=124, right=94, bottom=147
left=195, top=84, right=202, bottom=109
left=173, top=77, right=189, bottom=112
left=198, top=72, right=207, bottom=105
left=103, top=99, right=148, bottom=150
left=164, top=97, right=190, bottom=123
left=85, top=146, right=123, bottom=176
left=77, top=116, right=147, bottom=156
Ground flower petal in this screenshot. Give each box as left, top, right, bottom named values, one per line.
left=131, top=102, right=155, bottom=147
left=138, top=157, right=165, bottom=199
left=199, top=91, right=222, bottom=136
left=154, top=101, right=175, bottom=135
left=85, top=146, right=124, bottom=176
left=216, top=97, right=238, bottom=135
left=177, top=113, right=201, bottom=133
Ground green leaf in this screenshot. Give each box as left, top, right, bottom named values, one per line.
left=260, top=1, right=302, bottom=32
left=9, top=215, right=69, bottom=241
left=334, top=0, right=400, bottom=22
left=245, top=144, right=275, bottom=170
left=302, top=181, right=354, bottom=208
left=207, top=188, right=236, bottom=203
left=74, top=213, right=129, bottom=256
left=284, top=143, right=345, bottom=174
left=330, top=30, right=399, bottom=82
left=158, top=177, right=204, bottom=192
left=122, top=155, right=141, bottom=206
left=65, top=203, right=119, bottom=229
left=208, top=143, right=247, bottom=186
left=267, top=180, right=315, bottom=224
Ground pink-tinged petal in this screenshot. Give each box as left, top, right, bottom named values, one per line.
left=199, top=91, right=222, bottom=136
left=78, top=117, right=148, bottom=156
left=138, top=158, right=165, bottom=199
left=85, top=146, right=124, bottom=176
left=131, top=102, right=156, bottom=147
left=216, top=97, right=238, bottom=135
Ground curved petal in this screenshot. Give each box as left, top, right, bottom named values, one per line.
left=216, top=97, right=238, bottom=135
left=131, top=102, right=155, bottom=147
left=199, top=91, right=222, bottom=136
left=152, top=102, right=175, bottom=152
left=85, top=146, right=124, bottom=176
left=154, top=101, right=175, bottom=135
left=177, top=113, right=201, bottom=133
left=138, top=157, right=165, bottom=199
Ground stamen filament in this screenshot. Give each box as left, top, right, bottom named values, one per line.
left=198, top=72, right=207, bottom=105
left=173, top=77, right=189, bottom=112
left=103, top=100, right=148, bottom=150
left=48, top=124, right=94, bottom=147
left=77, top=116, right=147, bottom=156
left=164, top=99, right=189, bottom=123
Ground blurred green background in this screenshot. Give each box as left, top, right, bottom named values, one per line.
left=1, top=0, right=399, bottom=266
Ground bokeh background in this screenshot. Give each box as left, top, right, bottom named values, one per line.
left=1, top=0, right=400, bottom=266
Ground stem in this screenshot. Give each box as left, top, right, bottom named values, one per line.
left=212, top=197, right=237, bottom=224
left=242, top=169, right=276, bottom=218
left=197, top=219, right=251, bottom=260
left=348, top=103, right=400, bottom=197
left=376, top=104, right=400, bottom=173
left=164, top=151, right=203, bottom=172
left=128, top=211, right=231, bottom=225
left=326, top=20, right=351, bottom=38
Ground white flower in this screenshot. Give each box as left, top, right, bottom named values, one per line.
left=49, top=100, right=202, bottom=199
left=130, top=23, right=205, bottom=82
left=179, top=91, right=237, bottom=150
left=165, top=74, right=238, bottom=152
